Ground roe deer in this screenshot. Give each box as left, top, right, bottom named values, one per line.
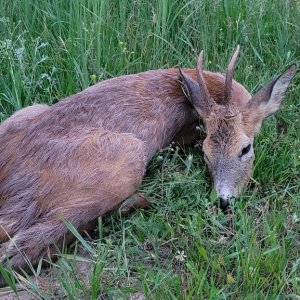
left=0, top=46, right=296, bottom=279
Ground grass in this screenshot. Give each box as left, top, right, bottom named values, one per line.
left=0, top=0, right=299, bottom=298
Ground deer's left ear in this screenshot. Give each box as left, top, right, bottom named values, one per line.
left=243, top=64, right=296, bottom=134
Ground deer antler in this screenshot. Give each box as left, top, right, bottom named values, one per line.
left=224, top=45, right=240, bottom=105
left=196, top=51, right=216, bottom=111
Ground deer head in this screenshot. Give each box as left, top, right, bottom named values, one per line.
left=180, top=47, right=296, bottom=209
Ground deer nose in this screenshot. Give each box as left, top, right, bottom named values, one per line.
left=219, top=198, right=230, bottom=211
left=215, top=183, right=231, bottom=211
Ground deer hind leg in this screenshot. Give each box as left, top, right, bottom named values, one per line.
left=0, top=202, right=109, bottom=272
left=0, top=211, right=81, bottom=272
left=0, top=195, right=147, bottom=273
left=0, top=195, right=40, bottom=243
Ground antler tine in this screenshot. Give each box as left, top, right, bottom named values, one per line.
left=196, top=51, right=216, bottom=109
left=224, top=45, right=240, bottom=105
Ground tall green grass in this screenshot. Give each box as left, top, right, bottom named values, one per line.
left=0, top=0, right=299, bottom=298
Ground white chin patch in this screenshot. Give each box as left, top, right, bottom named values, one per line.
left=216, top=184, right=232, bottom=200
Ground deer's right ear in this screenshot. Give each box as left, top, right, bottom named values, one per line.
left=179, top=68, right=200, bottom=105
left=179, top=68, right=208, bottom=117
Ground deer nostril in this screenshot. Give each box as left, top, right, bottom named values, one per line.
left=219, top=198, right=230, bottom=211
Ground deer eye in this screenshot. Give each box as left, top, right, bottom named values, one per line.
left=240, top=144, right=251, bottom=157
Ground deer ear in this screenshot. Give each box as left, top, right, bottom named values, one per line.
left=179, top=68, right=209, bottom=117
left=244, top=64, right=296, bottom=134
left=251, top=64, right=296, bottom=117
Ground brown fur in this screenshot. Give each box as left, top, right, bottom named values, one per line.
left=0, top=55, right=296, bottom=278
